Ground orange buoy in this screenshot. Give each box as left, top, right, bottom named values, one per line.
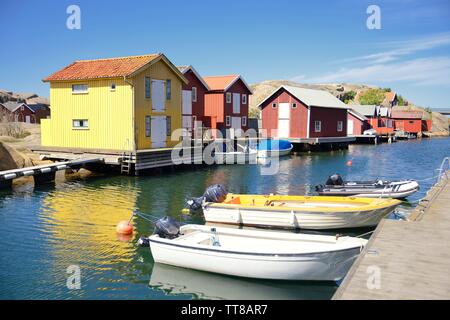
left=116, top=220, right=133, bottom=235
left=346, top=160, right=353, bottom=166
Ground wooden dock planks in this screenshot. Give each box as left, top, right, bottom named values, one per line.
left=333, top=172, right=450, bottom=300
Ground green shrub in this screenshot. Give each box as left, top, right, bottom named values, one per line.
left=359, top=89, right=385, bottom=105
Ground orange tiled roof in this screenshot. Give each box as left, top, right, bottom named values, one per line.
left=385, top=91, right=397, bottom=102
left=43, top=54, right=161, bottom=82
left=203, top=75, right=239, bottom=91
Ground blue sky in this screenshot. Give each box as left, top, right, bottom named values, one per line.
left=0, top=0, right=449, bottom=108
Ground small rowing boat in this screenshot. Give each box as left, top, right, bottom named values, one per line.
left=315, top=174, right=419, bottom=199
left=255, top=139, right=293, bottom=158
left=149, top=220, right=367, bottom=281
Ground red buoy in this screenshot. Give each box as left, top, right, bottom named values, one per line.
left=346, top=160, right=353, bottom=166
left=116, top=220, right=133, bottom=235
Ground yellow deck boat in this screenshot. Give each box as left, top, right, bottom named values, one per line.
left=202, top=193, right=401, bottom=230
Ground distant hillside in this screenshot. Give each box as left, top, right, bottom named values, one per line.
left=0, top=89, right=49, bottom=105
left=249, top=80, right=449, bottom=136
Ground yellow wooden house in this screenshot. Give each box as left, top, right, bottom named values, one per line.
left=42, top=53, right=188, bottom=151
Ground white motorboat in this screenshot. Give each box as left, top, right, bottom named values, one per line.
left=149, top=221, right=367, bottom=281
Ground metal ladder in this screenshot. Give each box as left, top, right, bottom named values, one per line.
left=120, top=152, right=134, bottom=175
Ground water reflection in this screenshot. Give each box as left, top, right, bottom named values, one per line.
left=149, top=263, right=336, bottom=300
left=1, top=138, right=449, bottom=299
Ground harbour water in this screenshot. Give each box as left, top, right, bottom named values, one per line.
left=0, top=137, right=449, bottom=300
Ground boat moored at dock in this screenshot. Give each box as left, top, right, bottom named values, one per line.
left=315, top=174, right=420, bottom=199
left=254, top=139, right=293, bottom=158
left=200, top=190, right=401, bottom=230
left=149, top=222, right=367, bottom=281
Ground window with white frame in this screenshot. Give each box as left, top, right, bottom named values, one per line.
left=225, top=116, right=231, bottom=126
left=242, top=94, right=247, bottom=104
left=242, top=116, right=247, bottom=126
left=73, top=119, right=89, bottom=129
left=272, top=103, right=277, bottom=109
left=110, top=83, right=116, bottom=91
left=72, top=84, right=88, bottom=94
left=226, top=92, right=232, bottom=103
left=314, top=120, right=321, bottom=132
left=192, top=87, right=197, bottom=102
left=292, top=103, right=297, bottom=109
left=145, top=116, right=151, bottom=137
left=337, top=121, right=343, bottom=132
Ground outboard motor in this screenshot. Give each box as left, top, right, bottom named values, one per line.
left=186, top=184, right=228, bottom=211
left=326, top=174, right=344, bottom=186
left=153, top=216, right=180, bottom=239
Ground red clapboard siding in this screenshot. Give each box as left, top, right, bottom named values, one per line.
left=182, top=69, right=207, bottom=122
left=260, top=90, right=308, bottom=138
left=309, top=107, right=347, bottom=138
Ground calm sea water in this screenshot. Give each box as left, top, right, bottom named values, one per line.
left=0, top=138, right=449, bottom=300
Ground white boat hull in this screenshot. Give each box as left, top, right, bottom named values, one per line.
left=149, top=225, right=366, bottom=281
left=203, top=204, right=397, bottom=230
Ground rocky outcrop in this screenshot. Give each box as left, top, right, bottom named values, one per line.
left=0, top=141, right=34, bottom=171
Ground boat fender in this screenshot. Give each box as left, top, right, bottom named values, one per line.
left=138, top=236, right=150, bottom=247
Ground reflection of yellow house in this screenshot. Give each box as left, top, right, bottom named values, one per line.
left=42, top=184, right=138, bottom=264
left=42, top=54, right=188, bottom=151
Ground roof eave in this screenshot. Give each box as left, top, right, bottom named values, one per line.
left=181, top=65, right=210, bottom=91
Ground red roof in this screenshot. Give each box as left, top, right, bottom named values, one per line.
left=391, top=110, right=423, bottom=119
left=203, top=75, right=240, bottom=91
left=43, top=54, right=161, bottom=82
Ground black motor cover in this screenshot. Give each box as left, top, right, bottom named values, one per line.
left=186, top=184, right=228, bottom=211
left=325, top=174, right=344, bottom=186
left=203, top=184, right=228, bottom=203
left=153, top=216, right=180, bottom=239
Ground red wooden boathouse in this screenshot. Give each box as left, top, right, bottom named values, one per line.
left=258, top=85, right=349, bottom=140
left=391, top=110, right=423, bottom=134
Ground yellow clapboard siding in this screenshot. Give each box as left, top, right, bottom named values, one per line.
left=41, top=78, right=134, bottom=151
left=41, top=58, right=184, bottom=151
left=132, top=59, right=182, bottom=149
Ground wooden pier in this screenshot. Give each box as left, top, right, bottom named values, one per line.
left=0, top=157, right=104, bottom=189
left=334, top=168, right=450, bottom=300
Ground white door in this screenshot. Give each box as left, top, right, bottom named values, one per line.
left=182, top=116, right=192, bottom=129
left=152, top=80, right=165, bottom=112
left=233, top=93, right=240, bottom=114
left=151, top=116, right=167, bottom=148
left=347, top=120, right=354, bottom=135
left=25, top=115, right=31, bottom=123
left=277, top=103, right=290, bottom=138
left=230, top=117, right=242, bottom=139
left=182, top=90, right=192, bottom=115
